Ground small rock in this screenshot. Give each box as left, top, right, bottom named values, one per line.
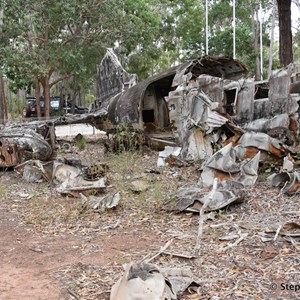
left=18, top=193, right=32, bottom=200
left=130, top=179, right=149, bottom=193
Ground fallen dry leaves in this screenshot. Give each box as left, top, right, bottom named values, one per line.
left=0, top=141, right=299, bottom=299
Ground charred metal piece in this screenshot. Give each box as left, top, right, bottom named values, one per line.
left=0, top=144, right=22, bottom=167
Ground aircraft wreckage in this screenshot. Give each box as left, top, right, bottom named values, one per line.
left=2, top=50, right=299, bottom=163
left=1, top=50, right=300, bottom=197
left=91, top=49, right=299, bottom=161
left=91, top=49, right=300, bottom=205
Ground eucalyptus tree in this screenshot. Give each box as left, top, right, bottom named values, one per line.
left=113, top=0, right=163, bottom=80
left=122, top=0, right=205, bottom=80
left=206, top=0, right=271, bottom=79
left=0, top=5, right=4, bottom=123
left=160, top=0, right=205, bottom=59
left=1, top=0, right=161, bottom=118
left=277, top=0, right=293, bottom=66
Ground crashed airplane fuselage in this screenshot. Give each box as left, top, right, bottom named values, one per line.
left=92, top=50, right=299, bottom=160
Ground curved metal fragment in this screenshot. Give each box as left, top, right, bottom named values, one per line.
left=0, top=128, right=52, bottom=161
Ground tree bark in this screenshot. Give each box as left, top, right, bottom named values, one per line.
left=268, top=0, right=276, bottom=78
left=35, top=78, right=42, bottom=119
left=59, top=78, right=67, bottom=114
left=41, top=77, right=51, bottom=119
left=2, top=77, right=8, bottom=120
left=0, top=7, right=5, bottom=124
left=0, top=75, right=5, bottom=124
left=252, top=5, right=261, bottom=81
left=71, top=77, right=76, bottom=114
left=277, top=0, right=293, bottom=66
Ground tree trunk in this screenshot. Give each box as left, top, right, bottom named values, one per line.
left=252, top=6, right=261, bottom=80
left=2, top=77, right=8, bottom=120
left=268, top=0, right=276, bottom=78
left=59, top=78, right=67, bottom=114
left=35, top=78, right=42, bottom=119
left=0, top=7, right=5, bottom=124
left=71, top=77, right=76, bottom=114
left=277, top=0, right=293, bottom=66
left=41, top=77, right=51, bottom=119
left=0, top=75, right=5, bottom=124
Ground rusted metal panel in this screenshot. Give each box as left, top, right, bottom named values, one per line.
left=237, top=132, right=288, bottom=158
left=199, top=143, right=260, bottom=187
left=0, top=127, right=53, bottom=161
left=0, top=144, right=22, bottom=167
left=180, top=129, right=213, bottom=161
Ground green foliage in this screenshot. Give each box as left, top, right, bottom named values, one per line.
left=1, top=0, right=298, bottom=90
left=263, top=162, right=279, bottom=174
left=124, top=0, right=205, bottom=79
left=1, top=0, right=161, bottom=94
left=7, top=96, right=25, bottom=119
left=75, top=134, right=87, bottom=151
left=105, top=126, right=144, bottom=154
left=200, top=0, right=272, bottom=76
left=84, top=93, right=96, bottom=106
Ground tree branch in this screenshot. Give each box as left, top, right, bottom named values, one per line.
left=50, top=75, right=71, bottom=88
left=194, top=178, right=218, bottom=257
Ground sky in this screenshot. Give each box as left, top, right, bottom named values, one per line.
left=291, top=2, right=300, bottom=33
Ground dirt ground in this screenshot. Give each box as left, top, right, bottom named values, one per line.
left=0, top=140, right=299, bottom=300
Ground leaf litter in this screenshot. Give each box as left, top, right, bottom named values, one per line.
left=0, top=141, right=299, bottom=299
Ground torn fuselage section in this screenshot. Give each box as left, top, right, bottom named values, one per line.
left=93, top=55, right=250, bottom=151
left=93, top=52, right=300, bottom=161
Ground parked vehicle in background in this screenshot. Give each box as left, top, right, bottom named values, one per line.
left=23, top=96, right=88, bottom=118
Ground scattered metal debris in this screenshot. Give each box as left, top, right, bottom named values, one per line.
left=259, top=222, right=300, bottom=243
left=15, top=159, right=108, bottom=195
left=110, top=256, right=200, bottom=300
left=23, top=163, right=45, bottom=183
left=157, top=146, right=181, bottom=167
left=0, top=144, right=22, bottom=167
left=54, top=164, right=106, bottom=195
left=166, top=180, right=246, bottom=213
left=269, top=171, right=300, bottom=195
left=166, top=143, right=260, bottom=213
left=15, top=160, right=54, bottom=182
left=110, top=261, right=177, bottom=300
left=199, top=143, right=261, bottom=188
left=81, top=191, right=121, bottom=212
left=160, top=268, right=199, bottom=297
left=0, top=127, right=53, bottom=162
